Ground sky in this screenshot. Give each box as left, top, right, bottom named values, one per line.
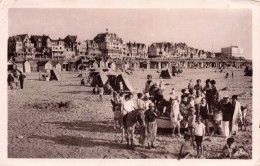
left=9, top=8, right=252, bottom=59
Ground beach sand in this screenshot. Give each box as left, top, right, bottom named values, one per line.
left=8, top=68, right=252, bottom=158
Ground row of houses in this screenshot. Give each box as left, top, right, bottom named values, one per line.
left=8, top=29, right=245, bottom=60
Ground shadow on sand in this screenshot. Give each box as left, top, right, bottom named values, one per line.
left=28, top=135, right=124, bottom=150
left=44, top=120, right=120, bottom=134
left=59, top=91, right=92, bottom=95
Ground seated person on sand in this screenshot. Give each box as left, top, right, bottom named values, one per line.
left=178, top=134, right=193, bottom=160
left=81, top=78, right=85, bottom=85
left=93, top=85, right=100, bottom=94
left=221, top=137, right=235, bottom=159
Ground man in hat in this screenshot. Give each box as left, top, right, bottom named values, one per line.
left=220, top=95, right=233, bottom=138
left=145, top=74, right=154, bottom=94
left=141, top=103, right=158, bottom=149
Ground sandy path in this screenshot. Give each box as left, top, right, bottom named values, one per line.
left=8, top=68, right=252, bottom=158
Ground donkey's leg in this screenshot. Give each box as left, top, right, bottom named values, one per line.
left=130, top=129, right=135, bottom=149
left=121, top=128, right=124, bottom=143
left=126, top=131, right=130, bottom=148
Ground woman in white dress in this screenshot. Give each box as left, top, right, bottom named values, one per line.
left=231, top=95, right=243, bottom=135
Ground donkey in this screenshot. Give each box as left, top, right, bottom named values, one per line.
left=121, top=110, right=146, bottom=149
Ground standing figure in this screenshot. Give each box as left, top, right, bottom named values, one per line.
left=188, top=107, right=196, bottom=147
left=144, top=75, right=154, bottom=94
left=99, top=86, right=104, bottom=101
left=7, top=73, right=14, bottom=90
left=194, top=79, right=203, bottom=97
left=231, top=95, right=243, bottom=135
left=143, top=103, right=158, bottom=149
left=188, top=79, right=193, bottom=91
left=194, top=115, right=205, bottom=158
left=210, top=80, right=219, bottom=106
left=170, top=97, right=182, bottom=137
left=199, top=98, right=211, bottom=136
left=221, top=95, right=233, bottom=138
left=202, top=79, right=212, bottom=111
left=18, top=73, right=26, bottom=89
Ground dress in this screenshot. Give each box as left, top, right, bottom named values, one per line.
left=232, top=101, right=243, bottom=132
left=139, top=109, right=158, bottom=145
left=170, top=100, right=181, bottom=126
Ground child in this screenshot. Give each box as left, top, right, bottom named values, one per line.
left=99, top=86, right=104, bottom=102
left=221, top=137, right=235, bottom=158
left=194, top=115, right=206, bottom=158
left=189, top=96, right=195, bottom=108
left=188, top=107, right=196, bottom=147
left=188, top=79, right=193, bottom=91
left=194, top=79, right=203, bottom=97
left=178, top=134, right=193, bottom=160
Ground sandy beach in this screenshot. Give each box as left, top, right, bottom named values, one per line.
left=8, top=68, right=252, bottom=158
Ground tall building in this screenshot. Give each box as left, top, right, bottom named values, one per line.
left=148, top=42, right=175, bottom=58
left=221, top=46, right=244, bottom=59
left=30, top=35, right=52, bottom=58
left=8, top=34, right=35, bottom=60
left=126, top=42, right=146, bottom=58
left=85, top=40, right=102, bottom=58
left=93, top=29, right=124, bottom=58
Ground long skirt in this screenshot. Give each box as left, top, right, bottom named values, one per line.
left=222, top=121, right=229, bottom=137
left=139, top=121, right=157, bottom=145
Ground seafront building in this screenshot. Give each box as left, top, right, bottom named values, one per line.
left=8, top=31, right=248, bottom=72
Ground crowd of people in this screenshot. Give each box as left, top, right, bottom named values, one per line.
left=110, top=74, right=245, bottom=158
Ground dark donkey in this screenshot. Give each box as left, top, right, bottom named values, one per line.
left=122, top=110, right=146, bottom=149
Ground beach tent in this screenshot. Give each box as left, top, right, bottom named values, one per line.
left=50, top=68, right=62, bottom=81
left=159, top=68, right=172, bottom=79
left=30, top=61, right=38, bottom=72
left=115, top=74, right=134, bottom=92
left=37, top=61, right=53, bottom=72
left=56, top=63, right=62, bottom=71
left=91, top=72, right=108, bottom=87
left=106, top=71, right=119, bottom=90
left=23, top=61, right=31, bottom=73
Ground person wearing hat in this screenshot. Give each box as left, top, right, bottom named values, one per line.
left=170, top=96, right=182, bottom=137
left=220, top=95, right=233, bottom=138
left=145, top=75, right=154, bottom=94
left=143, top=93, right=152, bottom=111
left=141, top=102, right=158, bottom=149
